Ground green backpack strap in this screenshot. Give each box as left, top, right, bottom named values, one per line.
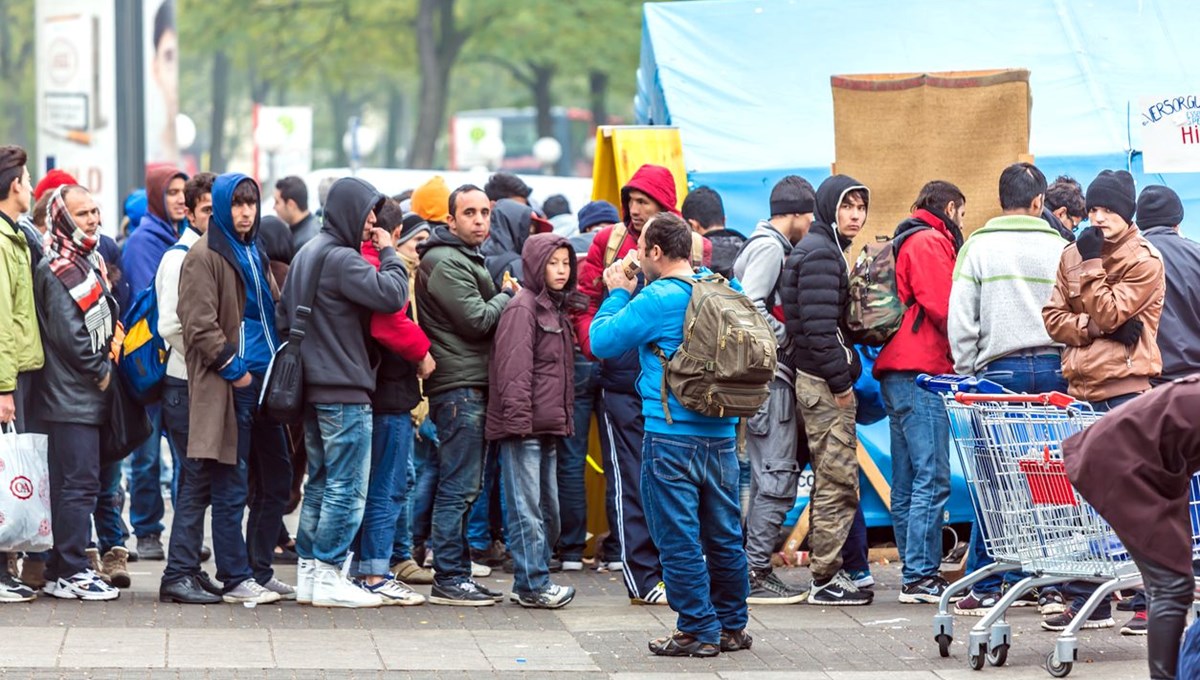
left=650, top=276, right=698, bottom=426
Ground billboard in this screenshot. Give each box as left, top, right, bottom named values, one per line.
left=143, top=0, right=179, bottom=166
left=1141, top=94, right=1200, bottom=174
left=35, top=0, right=119, bottom=234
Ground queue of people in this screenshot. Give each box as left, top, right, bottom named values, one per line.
left=2, top=142, right=1198, bottom=673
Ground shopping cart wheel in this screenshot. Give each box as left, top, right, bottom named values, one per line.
left=986, top=643, right=1008, bottom=667
left=968, top=645, right=986, bottom=671
left=935, top=633, right=952, bottom=658
left=1045, top=650, right=1072, bottom=678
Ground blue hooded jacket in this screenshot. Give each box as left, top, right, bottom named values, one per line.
left=209, top=173, right=279, bottom=378
left=120, top=167, right=187, bottom=296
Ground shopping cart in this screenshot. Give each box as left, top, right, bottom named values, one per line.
left=918, top=375, right=1130, bottom=677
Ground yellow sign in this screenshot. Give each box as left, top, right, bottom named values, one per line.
left=591, top=126, right=688, bottom=211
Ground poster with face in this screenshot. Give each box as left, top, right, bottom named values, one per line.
left=144, top=0, right=179, bottom=165
left=35, top=0, right=120, bottom=235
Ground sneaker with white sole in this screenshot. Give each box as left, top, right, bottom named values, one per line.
left=1041, top=607, right=1115, bottom=631
left=846, top=569, right=875, bottom=589
left=514, top=583, right=576, bottom=609
left=46, top=570, right=119, bottom=601
left=747, top=568, right=806, bottom=605
left=953, top=590, right=1000, bottom=616
left=261, top=577, right=296, bottom=601
left=561, top=560, right=584, bottom=572
left=1039, top=589, right=1067, bottom=615
left=632, top=581, right=669, bottom=605
left=471, top=562, right=492, bottom=578
left=429, top=578, right=496, bottom=606
left=223, top=579, right=282, bottom=605
left=312, top=560, right=383, bottom=608
left=361, top=577, right=426, bottom=606
left=809, top=571, right=873, bottom=606
left=899, top=576, right=951, bottom=604
left=0, top=572, right=37, bottom=602
left=603, top=561, right=624, bottom=572
left=296, top=558, right=315, bottom=604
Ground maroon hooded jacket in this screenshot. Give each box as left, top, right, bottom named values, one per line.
left=1063, top=375, right=1200, bottom=576
left=486, top=233, right=578, bottom=441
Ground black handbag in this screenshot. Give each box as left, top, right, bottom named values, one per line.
left=101, top=371, right=153, bottom=464
left=260, top=248, right=330, bottom=425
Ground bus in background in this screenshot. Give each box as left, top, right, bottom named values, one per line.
left=449, top=107, right=614, bottom=177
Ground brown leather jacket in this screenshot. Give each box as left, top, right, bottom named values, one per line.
left=1042, top=226, right=1165, bottom=402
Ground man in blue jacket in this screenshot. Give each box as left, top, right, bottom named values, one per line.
left=590, top=213, right=750, bottom=658
left=119, top=164, right=189, bottom=562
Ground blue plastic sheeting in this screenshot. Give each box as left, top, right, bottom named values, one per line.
left=638, top=0, right=1200, bottom=237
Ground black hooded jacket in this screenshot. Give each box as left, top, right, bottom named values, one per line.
left=1042, top=207, right=1077, bottom=243
left=779, top=175, right=864, bottom=394
left=481, top=198, right=532, bottom=288
left=275, top=177, right=407, bottom=404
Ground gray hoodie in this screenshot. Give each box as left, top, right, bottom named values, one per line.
left=276, top=177, right=407, bottom=404
left=732, top=219, right=793, bottom=350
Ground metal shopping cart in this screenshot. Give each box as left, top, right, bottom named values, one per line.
left=919, top=375, right=1132, bottom=677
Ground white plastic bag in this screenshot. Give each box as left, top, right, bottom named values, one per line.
left=0, top=424, right=52, bottom=552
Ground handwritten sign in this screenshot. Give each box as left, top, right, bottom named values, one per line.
left=1140, top=94, right=1200, bottom=173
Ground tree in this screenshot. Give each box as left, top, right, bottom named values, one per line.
left=0, top=0, right=35, bottom=148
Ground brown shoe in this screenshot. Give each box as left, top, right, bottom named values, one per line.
left=391, top=559, right=434, bottom=586
left=19, top=557, right=46, bottom=590
left=86, top=548, right=110, bottom=584
left=102, top=547, right=132, bottom=589
left=5, top=552, right=18, bottom=578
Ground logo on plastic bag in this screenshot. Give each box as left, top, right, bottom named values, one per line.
left=10, top=476, right=32, bottom=500
left=38, top=519, right=50, bottom=536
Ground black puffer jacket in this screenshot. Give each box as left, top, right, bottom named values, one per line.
left=779, top=175, right=864, bottom=394
left=705, top=228, right=747, bottom=279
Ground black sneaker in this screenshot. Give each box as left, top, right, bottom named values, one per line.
left=747, top=568, right=806, bottom=605
left=1041, top=607, right=1114, bottom=631
left=0, top=572, right=36, bottom=602
left=1120, top=611, right=1148, bottom=636
left=137, top=534, right=165, bottom=561
left=428, top=579, right=496, bottom=607
left=514, top=584, right=575, bottom=609
left=808, top=571, right=873, bottom=606
left=898, top=576, right=950, bottom=604
left=467, top=578, right=504, bottom=602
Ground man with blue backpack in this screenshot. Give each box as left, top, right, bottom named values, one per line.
left=175, top=173, right=293, bottom=604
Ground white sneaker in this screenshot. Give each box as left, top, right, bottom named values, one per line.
left=633, top=580, right=668, bottom=605
left=471, top=562, right=492, bottom=578
left=561, top=560, right=584, bottom=572
left=603, top=561, right=624, bottom=572
left=47, top=570, right=119, bottom=601
left=360, top=577, right=426, bottom=606
left=296, top=558, right=315, bottom=604
left=312, top=559, right=383, bottom=609
left=223, top=579, right=282, bottom=605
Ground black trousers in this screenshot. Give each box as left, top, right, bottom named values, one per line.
left=1126, top=546, right=1193, bottom=680
left=46, top=423, right=101, bottom=582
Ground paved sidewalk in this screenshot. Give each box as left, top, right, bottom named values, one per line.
left=0, top=558, right=1148, bottom=679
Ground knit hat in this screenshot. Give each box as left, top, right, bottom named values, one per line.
left=770, top=175, right=816, bottom=216
left=34, top=169, right=79, bottom=202
left=577, top=200, right=619, bottom=232
left=397, top=211, right=432, bottom=245
left=1135, top=185, right=1184, bottom=229
left=411, top=176, right=450, bottom=224
left=1085, top=170, right=1136, bottom=225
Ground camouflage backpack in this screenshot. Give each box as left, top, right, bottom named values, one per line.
left=845, top=226, right=929, bottom=346
left=652, top=274, right=777, bottom=422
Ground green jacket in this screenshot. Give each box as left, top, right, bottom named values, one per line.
left=415, top=226, right=512, bottom=397
left=0, top=213, right=44, bottom=392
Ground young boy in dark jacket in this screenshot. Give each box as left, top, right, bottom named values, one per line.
left=486, top=233, right=578, bottom=609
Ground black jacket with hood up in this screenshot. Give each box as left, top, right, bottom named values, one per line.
left=481, top=198, right=532, bottom=288
left=276, top=177, right=407, bottom=404
left=1142, top=225, right=1200, bottom=384
left=779, top=174, right=864, bottom=394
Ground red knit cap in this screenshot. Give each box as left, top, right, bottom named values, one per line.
left=34, top=169, right=79, bottom=202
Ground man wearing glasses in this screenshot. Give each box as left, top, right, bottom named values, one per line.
left=1043, top=175, right=1087, bottom=242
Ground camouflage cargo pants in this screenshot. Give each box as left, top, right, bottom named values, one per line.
left=795, top=371, right=860, bottom=582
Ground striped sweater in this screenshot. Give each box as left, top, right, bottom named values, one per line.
left=948, top=215, right=1068, bottom=375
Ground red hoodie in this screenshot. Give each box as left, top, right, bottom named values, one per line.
left=361, top=242, right=430, bottom=362
left=873, top=209, right=957, bottom=376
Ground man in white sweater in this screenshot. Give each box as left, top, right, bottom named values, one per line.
left=947, top=162, right=1069, bottom=616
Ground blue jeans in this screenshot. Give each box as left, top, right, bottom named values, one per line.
left=429, top=388, right=487, bottom=584
left=235, top=375, right=291, bottom=584
left=392, top=453, right=417, bottom=564
left=354, top=413, right=412, bottom=577
left=467, top=445, right=504, bottom=551
left=967, top=354, right=1068, bottom=593
left=557, top=353, right=598, bottom=561
left=395, top=432, right=438, bottom=564
left=641, top=434, right=749, bottom=645
left=129, top=406, right=168, bottom=537
left=500, top=436, right=560, bottom=594
left=881, top=372, right=951, bottom=584
left=93, top=461, right=129, bottom=554
left=297, top=403, right=373, bottom=566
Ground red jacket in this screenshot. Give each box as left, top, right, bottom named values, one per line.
left=874, top=209, right=957, bottom=376
left=361, top=243, right=430, bottom=363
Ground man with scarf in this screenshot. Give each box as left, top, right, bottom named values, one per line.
left=120, top=163, right=189, bottom=562
left=176, top=174, right=292, bottom=604
left=874, top=180, right=965, bottom=604
left=34, top=186, right=119, bottom=601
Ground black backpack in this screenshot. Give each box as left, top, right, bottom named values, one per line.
left=260, top=248, right=330, bottom=424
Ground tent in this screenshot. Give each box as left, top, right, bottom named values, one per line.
left=637, top=0, right=1200, bottom=239
left=637, top=0, right=1200, bottom=530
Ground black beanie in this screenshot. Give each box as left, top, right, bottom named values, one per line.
left=770, top=175, right=816, bottom=217
left=1135, top=185, right=1184, bottom=229
left=1085, top=170, right=1136, bottom=225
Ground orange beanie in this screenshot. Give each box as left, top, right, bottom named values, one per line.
left=411, top=176, right=450, bottom=224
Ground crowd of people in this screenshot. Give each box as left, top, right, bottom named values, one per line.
left=1, top=142, right=1198, bottom=671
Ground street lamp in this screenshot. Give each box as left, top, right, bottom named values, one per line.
left=176, top=113, right=197, bottom=151
left=343, top=117, right=379, bottom=175
left=255, top=117, right=287, bottom=188
left=533, top=136, right=563, bottom=175
left=477, top=135, right=506, bottom=171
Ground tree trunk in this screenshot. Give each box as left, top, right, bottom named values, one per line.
left=589, top=70, right=609, bottom=130
left=209, top=50, right=230, bottom=172
left=331, top=89, right=350, bottom=168
left=409, top=0, right=469, bottom=169
left=532, top=62, right=555, bottom=140
left=384, top=85, right=404, bottom=168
